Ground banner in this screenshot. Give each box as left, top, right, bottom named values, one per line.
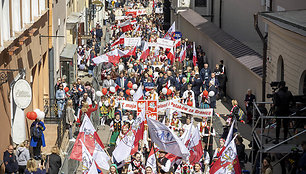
left=120, top=100, right=137, bottom=111
left=124, top=37, right=141, bottom=47
left=155, top=8, right=163, bottom=14
left=157, top=38, right=174, bottom=48
left=158, top=101, right=213, bottom=117
left=126, top=9, right=147, bottom=17
left=137, top=100, right=158, bottom=120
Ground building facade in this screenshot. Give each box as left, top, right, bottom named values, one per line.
left=0, top=0, right=49, bottom=159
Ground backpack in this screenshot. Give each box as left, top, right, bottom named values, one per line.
left=238, top=108, right=245, bottom=121
left=31, top=125, right=42, bottom=139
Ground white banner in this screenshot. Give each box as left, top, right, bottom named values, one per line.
left=155, top=8, right=163, bottom=13
left=120, top=100, right=137, bottom=111
left=157, top=38, right=174, bottom=48
left=124, top=37, right=141, bottom=47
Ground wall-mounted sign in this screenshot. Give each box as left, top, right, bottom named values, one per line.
left=13, top=79, right=32, bottom=109
left=172, top=31, right=182, bottom=39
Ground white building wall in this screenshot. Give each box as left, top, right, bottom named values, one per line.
left=12, top=0, right=21, bottom=33
left=32, top=0, right=39, bottom=20
left=39, top=0, right=46, bottom=14
left=2, top=0, right=10, bottom=41
left=23, top=0, right=31, bottom=26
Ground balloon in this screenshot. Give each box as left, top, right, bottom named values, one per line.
left=167, top=89, right=172, bottom=95
left=130, top=90, right=135, bottom=95
left=64, top=87, right=69, bottom=92
left=187, top=100, right=193, bottom=106
left=110, top=87, right=115, bottom=93
left=126, top=89, right=131, bottom=95
left=34, top=109, right=45, bottom=120
left=26, top=112, right=37, bottom=120
left=169, top=86, right=174, bottom=91
left=209, top=91, right=215, bottom=97
left=96, top=91, right=102, bottom=97
left=127, top=82, right=133, bottom=88
left=102, top=88, right=108, bottom=95
left=203, top=90, right=208, bottom=96
left=162, top=88, right=167, bottom=95
left=133, top=84, right=138, bottom=89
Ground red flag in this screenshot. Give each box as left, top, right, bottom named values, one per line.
left=182, top=125, right=203, bottom=165
left=175, top=39, right=181, bottom=48
left=111, top=33, right=125, bottom=47
left=193, top=42, right=197, bottom=66
left=140, top=42, right=150, bottom=60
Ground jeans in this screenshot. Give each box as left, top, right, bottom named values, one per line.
left=57, top=100, right=65, bottom=118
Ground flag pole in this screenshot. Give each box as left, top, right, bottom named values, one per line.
left=207, top=115, right=213, bottom=152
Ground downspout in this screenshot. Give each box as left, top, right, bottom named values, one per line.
left=48, top=0, right=55, bottom=116
left=211, top=0, right=214, bottom=22
left=254, top=14, right=268, bottom=102
left=219, top=0, right=222, bottom=28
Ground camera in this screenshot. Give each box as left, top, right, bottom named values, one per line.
left=266, top=81, right=280, bottom=98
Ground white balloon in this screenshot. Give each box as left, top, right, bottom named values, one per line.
left=133, top=84, right=138, bottom=89
left=110, top=87, right=116, bottom=93
left=96, top=91, right=102, bottom=97
left=162, top=88, right=167, bottom=95
left=209, top=91, right=215, bottom=97
left=34, top=109, right=45, bottom=120
left=169, top=86, right=174, bottom=91
left=130, top=90, right=135, bottom=95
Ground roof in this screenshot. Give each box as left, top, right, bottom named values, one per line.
left=260, top=10, right=306, bottom=37
left=180, top=9, right=263, bottom=77
left=60, top=44, right=78, bottom=61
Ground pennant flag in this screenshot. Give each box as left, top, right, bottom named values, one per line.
left=147, top=117, right=189, bottom=159
left=183, top=125, right=203, bottom=165
left=210, top=135, right=241, bottom=174
left=146, top=147, right=157, bottom=173
left=70, top=116, right=108, bottom=171
left=119, top=20, right=133, bottom=32
left=80, top=140, right=97, bottom=174
left=179, top=43, right=186, bottom=62
left=164, top=22, right=175, bottom=40
left=167, top=47, right=174, bottom=65
left=193, top=42, right=197, bottom=66
left=112, top=110, right=146, bottom=162
left=133, top=84, right=144, bottom=102
left=140, top=42, right=150, bottom=61
left=111, top=33, right=125, bottom=47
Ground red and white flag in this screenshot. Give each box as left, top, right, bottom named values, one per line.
left=147, top=117, right=189, bottom=159
left=182, top=125, right=203, bottom=165
left=107, top=49, right=120, bottom=65
left=164, top=21, right=175, bottom=40
left=179, top=43, right=186, bottom=62
left=193, top=42, right=197, bottom=66
left=167, top=47, right=174, bottom=65
left=111, top=33, right=125, bottom=47
left=174, top=38, right=181, bottom=48
left=210, top=135, right=241, bottom=174
left=112, top=110, right=146, bottom=162
left=140, top=42, right=150, bottom=61
left=146, top=147, right=157, bottom=173
left=80, top=140, right=97, bottom=174
left=119, top=20, right=133, bottom=32
left=133, top=84, right=144, bottom=102
left=70, top=116, right=109, bottom=170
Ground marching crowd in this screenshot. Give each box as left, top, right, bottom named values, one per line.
left=3, top=0, right=306, bottom=174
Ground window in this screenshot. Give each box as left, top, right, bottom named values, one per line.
left=300, top=70, right=306, bottom=95
left=277, top=55, right=284, bottom=81
left=195, top=0, right=207, bottom=7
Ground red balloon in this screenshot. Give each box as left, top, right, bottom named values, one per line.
left=127, top=82, right=133, bottom=88
left=102, top=88, right=108, bottom=95
left=187, top=100, right=193, bottom=106
left=26, top=111, right=37, bottom=120
left=126, top=89, right=131, bottom=95
left=167, top=89, right=172, bottom=95
left=64, top=87, right=69, bottom=92
left=203, top=90, right=208, bottom=96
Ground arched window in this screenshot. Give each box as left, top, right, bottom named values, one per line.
left=299, top=70, right=306, bottom=95
left=277, top=55, right=284, bottom=81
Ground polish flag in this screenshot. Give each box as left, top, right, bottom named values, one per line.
left=124, top=44, right=137, bottom=58
left=133, top=84, right=144, bottom=102
left=167, top=47, right=175, bottom=65
left=179, top=43, right=186, bottom=62
left=111, top=33, right=125, bottom=47
left=119, top=20, right=133, bottom=32
left=70, top=116, right=110, bottom=170
left=107, top=49, right=120, bottom=65
left=140, top=42, right=150, bottom=61
left=112, top=110, right=146, bottom=162
left=174, top=38, right=181, bottom=48
left=146, top=147, right=157, bottom=173
left=182, top=125, right=203, bottom=165
left=210, top=135, right=241, bottom=174
left=80, top=140, right=97, bottom=174
left=164, top=21, right=175, bottom=40
left=193, top=42, right=197, bottom=66
left=131, top=19, right=137, bottom=25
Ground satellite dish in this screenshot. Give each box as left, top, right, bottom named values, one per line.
left=92, top=0, right=103, bottom=7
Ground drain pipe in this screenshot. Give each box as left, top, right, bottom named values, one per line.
left=254, top=13, right=268, bottom=102
left=219, top=0, right=222, bottom=28
left=211, top=0, right=214, bottom=22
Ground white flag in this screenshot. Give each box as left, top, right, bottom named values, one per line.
left=225, top=119, right=235, bottom=147
left=164, top=22, right=175, bottom=40
left=133, top=84, right=144, bottom=102
left=92, top=142, right=110, bottom=170
left=81, top=140, right=97, bottom=174
left=146, top=147, right=157, bottom=173
left=147, top=118, right=189, bottom=159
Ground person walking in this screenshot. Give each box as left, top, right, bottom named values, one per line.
left=45, top=147, right=61, bottom=174
left=30, top=118, right=46, bottom=160
left=55, top=84, right=66, bottom=118
left=66, top=99, right=75, bottom=140
left=3, top=145, right=19, bottom=174
left=16, top=140, right=31, bottom=174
